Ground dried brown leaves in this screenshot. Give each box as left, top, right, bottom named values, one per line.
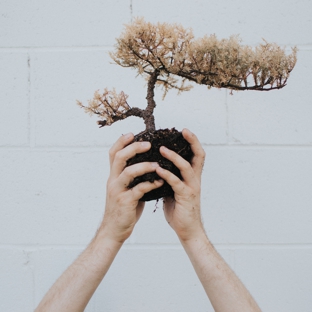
left=111, top=18, right=297, bottom=94
left=78, top=18, right=297, bottom=128
left=77, top=88, right=130, bottom=126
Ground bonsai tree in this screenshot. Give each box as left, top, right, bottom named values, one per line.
left=78, top=18, right=297, bottom=201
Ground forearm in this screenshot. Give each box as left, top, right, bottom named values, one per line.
left=35, top=229, right=122, bottom=312
left=181, top=233, right=261, bottom=312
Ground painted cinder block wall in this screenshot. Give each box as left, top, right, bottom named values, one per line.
left=1, top=0, right=312, bottom=311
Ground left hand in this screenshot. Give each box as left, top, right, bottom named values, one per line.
left=100, top=133, right=164, bottom=243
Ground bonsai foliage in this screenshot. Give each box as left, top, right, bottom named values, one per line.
left=78, top=18, right=297, bottom=132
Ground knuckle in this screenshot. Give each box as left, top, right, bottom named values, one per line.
left=135, top=141, right=150, bottom=151
left=157, top=166, right=168, bottom=177
left=123, top=166, right=134, bottom=178
left=108, top=147, right=115, bottom=159
left=136, top=183, right=145, bottom=193
left=134, top=142, right=143, bottom=148
left=136, top=162, right=154, bottom=174
left=181, top=160, right=191, bottom=171
left=144, top=163, right=153, bottom=173
left=115, top=150, right=124, bottom=161
left=137, top=181, right=153, bottom=193
left=135, top=184, right=144, bottom=194
left=197, top=148, right=205, bottom=160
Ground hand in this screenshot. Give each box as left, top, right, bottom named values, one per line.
left=156, top=129, right=206, bottom=242
left=100, top=133, right=164, bottom=243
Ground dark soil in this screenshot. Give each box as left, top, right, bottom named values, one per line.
left=127, top=128, right=194, bottom=201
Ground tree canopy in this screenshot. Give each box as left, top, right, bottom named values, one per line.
left=78, top=18, right=297, bottom=131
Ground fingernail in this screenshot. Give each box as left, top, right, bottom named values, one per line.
left=161, top=146, right=168, bottom=152
left=151, top=162, right=159, bottom=168
left=141, top=142, right=150, bottom=147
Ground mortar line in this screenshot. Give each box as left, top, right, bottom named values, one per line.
left=1, top=144, right=312, bottom=152
left=1, top=243, right=312, bottom=250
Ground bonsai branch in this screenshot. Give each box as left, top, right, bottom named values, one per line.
left=97, top=107, right=144, bottom=127
left=78, top=71, right=160, bottom=131
left=78, top=18, right=297, bottom=131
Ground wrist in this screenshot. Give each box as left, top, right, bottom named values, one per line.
left=93, top=226, right=124, bottom=253
left=98, top=219, right=131, bottom=245
left=177, top=225, right=207, bottom=245
left=179, top=229, right=210, bottom=250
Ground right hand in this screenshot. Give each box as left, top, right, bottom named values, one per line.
left=100, top=133, right=164, bottom=244
left=156, top=129, right=206, bottom=242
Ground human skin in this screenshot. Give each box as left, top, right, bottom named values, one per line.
left=35, top=134, right=164, bottom=312
left=35, top=129, right=261, bottom=312
left=156, top=129, right=262, bottom=312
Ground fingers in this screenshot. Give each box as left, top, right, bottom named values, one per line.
left=118, top=162, right=159, bottom=188
left=110, top=141, right=152, bottom=179
left=182, top=128, right=206, bottom=176
left=109, top=133, right=134, bottom=167
left=155, top=166, right=185, bottom=194
left=130, top=179, right=164, bottom=200
left=159, top=145, right=196, bottom=183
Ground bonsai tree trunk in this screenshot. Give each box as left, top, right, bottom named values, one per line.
left=143, top=69, right=159, bottom=132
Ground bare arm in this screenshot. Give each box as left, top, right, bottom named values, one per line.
left=35, top=233, right=122, bottom=312
left=182, top=234, right=261, bottom=312
left=35, top=133, right=163, bottom=312
left=156, top=128, right=261, bottom=312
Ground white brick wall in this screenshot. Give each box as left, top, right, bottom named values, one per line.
left=1, top=0, right=312, bottom=311
left=0, top=53, right=29, bottom=146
